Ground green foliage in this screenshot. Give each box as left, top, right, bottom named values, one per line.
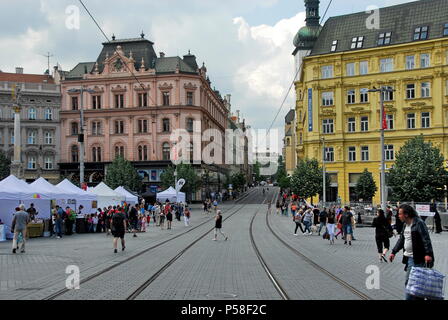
left=355, top=169, right=377, bottom=201
left=105, top=157, right=142, bottom=192
left=0, top=151, right=11, bottom=180
left=160, top=163, right=200, bottom=195
left=253, top=161, right=262, bottom=182
left=290, top=158, right=330, bottom=201
left=231, top=172, right=246, bottom=191
left=275, top=156, right=291, bottom=189
left=388, top=135, right=448, bottom=202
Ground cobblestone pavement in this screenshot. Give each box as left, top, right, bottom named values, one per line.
left=0, top=187, right=446, bottom=300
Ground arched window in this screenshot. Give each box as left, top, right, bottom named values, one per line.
left=45, top=108, right=53, bottom=120
left=138, top=145, right=148, bottom=161
left=162, top=143, right=170, bottom=160
left=92, top=147, right=102, bottom=162
left=28, top=108, right=36, bottom=120
left=115, top=145, right=125, bottom=158
left=71, top=145, right=79, bottom=163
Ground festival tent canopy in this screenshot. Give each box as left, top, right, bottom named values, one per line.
left=0, top=175, right=40, bottom=200
left=156, top=187, right=186, bottom=203
left=114, top=186, right=138, bottom=204
left=30, top=177, right=74, bottom=200
left=56, top=179, right=97, bottom=200
left=90, top=182, right=125, bottom=208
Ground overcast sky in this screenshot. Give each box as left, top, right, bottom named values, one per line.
left=0, top=0, right=415, bottom=140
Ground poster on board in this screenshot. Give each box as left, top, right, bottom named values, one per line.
left=416, top=204, right=434, bottom=217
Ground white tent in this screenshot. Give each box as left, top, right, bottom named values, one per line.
left=156, top=187, right=186, bottom=203
left=114, top=186, right=138, bottom=205
left=56, top=179, right=97, bottom=216
left=90, top=182, right=125, bottom=209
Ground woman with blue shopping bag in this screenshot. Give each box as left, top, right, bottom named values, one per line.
left=389, top=204, right=443, bottom=300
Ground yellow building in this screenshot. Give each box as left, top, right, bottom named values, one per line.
left=293, top=0, right=448, bottom=204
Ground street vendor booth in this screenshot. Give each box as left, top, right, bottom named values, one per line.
left=89, top=182, right=125, bottom=209
left=115, top=186, right=138, bottom=206
left=156, top=187, right=186, bottom=203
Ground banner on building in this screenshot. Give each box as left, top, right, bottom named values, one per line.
left=308, top=88, right=313, bottom=132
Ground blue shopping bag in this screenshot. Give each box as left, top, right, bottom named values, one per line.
left=406, top=266, right=445, bottom=300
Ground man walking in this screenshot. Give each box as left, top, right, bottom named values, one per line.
left=389, top=204, right=435, bottom=300
left=212, top=210, right=228, bottom=241
left=318, top=207, right=328, bottom=236
left=111, top=208, right=127, bottom=254
left=11, top=205, right=30, bottom=254
left=129, top=204, right=139, bottom=238
left=341, top=206, right=354, bottom=245
left=55, top=205, right=64, bottom=238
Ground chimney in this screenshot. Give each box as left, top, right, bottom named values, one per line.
left=160, top=52, right=165, bottom=58
left=16, top=67, right=24, bottom=74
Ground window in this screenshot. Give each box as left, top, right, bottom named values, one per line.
left=115, top=146, right=125, bottom=158
left=162, top=143, right=170, bottom=160
left=321, top=65, right=333, bottom=79
left=92, top=121, right=101, bottom=135
left=351, top=36, right=364, bottom=49
left=115, top=94, right=124, bottom=108
left=71, top=96, right=78, bottom=110
left=420, top=54, right=430, bottom=68
left=386, top=114, right=394, bottom=130
left=27, top=130, right=37, bottom=144
left=360, top=88, right=369, bottom=103
left=186, top=118, right=194, bottom=132
left=348, top=147, right=356, bottom=162
left=346, top=63, right=355, bottom=76
left=322, top=119, right=334, bottom=134
left=331, top=40, right=338, bottom=52
left=421, top=82, right=431, bottom=97
left=361, top=116, right=369, bottom=132
left=414, top=26, right=429, bottom=41
left=162, top=92, right=170, bottom=106
left=382, top=86, right=394, bottom=101
left=92, top=147, right=102, bottom=162
left=378, top=32, right=392, bottom=45
left=347, top=90, right=356, bottom=104
left=162, top=119, right=170, bottom=132
left=71, top=145, right=79, bottom=163
left=380, top=58, right=394, bottom=72
left=348, top=117, right=356, bottom=133
left=44, top=131, right=53, bottom=145
left=407, top=113, right=416, bottom=129
left=361, top=146, right=369, bottom=161
left=44, top=156, right=53, bottom=170
left=9, top=130, right=14, bottom=144
left=71, top=122, right=79, bottom=135
left=27, top=156, right=36, bottom=170
left=138, top=145, right=148, bottom=161
left=324, top=147, right=334, bottom=162
left=186, top=92, right=194, bottom=106
left=45, top=108, right=53, bottom=120
left=92, top=95, right=102, bottom=109
left=406, top=55, right=415, bottom=70
left=138, top=93, right=148, bottom=107
left=406, top=84, right=416, bottom=99
left=422, top=112, right=430, bottom=128
left=385, top=145, right=394, bottom=161
left=138, top=119, right=148, bottom=133
left=114, top=120, right=124, bottom=134
left=322, top=92, right=334, bottom=106
left=360, top=61, right=368, bottom=75
left=444, top=23, right=448, bottom=36
left=28, top=108, right=36, bottom=120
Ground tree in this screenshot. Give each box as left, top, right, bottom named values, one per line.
left=355, top=169, right=377, bottom=202
left=253, top=161, right=262, bottom=182
left=388, top=135, right=448, bottom=202
left=231, top=172, right=246, bottom=191
left=290, top=158, right=330, bottom=203
left=105, top=156, right=142, bottom=192
left=0, top=151, right=11, bottom=180
left=160, top=163, right=200, bottom=196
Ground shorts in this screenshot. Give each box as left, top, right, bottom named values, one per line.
left=112, top=230, right=125, bottom=239
left=160, top=216, right=165, bottom=223
left=131, top=220, right=138, bottom=229
left=343, top=224, right=353, bottom=235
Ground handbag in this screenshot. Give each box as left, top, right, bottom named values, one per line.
left=406, top=266, right=445, bottom=300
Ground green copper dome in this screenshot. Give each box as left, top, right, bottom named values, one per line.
left=293, top=25, right=322, bottom=48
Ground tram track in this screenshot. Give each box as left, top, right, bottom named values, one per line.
left=44, top=188, right=257, bottom=300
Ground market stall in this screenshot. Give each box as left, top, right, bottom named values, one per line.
left=114, top=186, right=139, bottom=206
left=89, top=182, right=125, bottom=209
left=156, top=187, right=186, bottom=203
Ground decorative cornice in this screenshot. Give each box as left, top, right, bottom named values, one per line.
left=184, top=82, right=198, bottom=91
left=158, top=82, right=173, bottom=91
left=111, top=85, right=127, bottom=93
left=134, top=84, right=150, bottom=92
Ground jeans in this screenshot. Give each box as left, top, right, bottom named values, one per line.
left=12, top=229, right=26, bottom=251
left=303, top=221, right=312, bottom=233
left=327, top=224, right=335, bottom=241
left=343, top=224, right=353, bottom=235
left=405, top=257, right=425, bottom=301
left=318, top=222, right=326, bottom=234
left=55, top=220, right=63, bottom=237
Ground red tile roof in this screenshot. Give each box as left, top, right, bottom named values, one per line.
left=0, top=72, right=55, bottom=84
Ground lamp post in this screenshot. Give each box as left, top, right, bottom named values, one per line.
left=68, top=87, right=95, bottom=187
left=368, top=86, right=394, bottom=211
left=321, top=137, right=326, bottom=206
left=10, top=84, right=23, bottom=178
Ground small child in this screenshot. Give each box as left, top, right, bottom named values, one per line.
left=141, top=215, right=147, bottom=232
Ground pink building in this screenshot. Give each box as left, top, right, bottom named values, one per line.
left=58, top=34, right=229, bottom=199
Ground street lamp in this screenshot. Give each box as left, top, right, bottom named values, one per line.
left=368, top=86, right=395, bottom=211
left=68, top=87, right=95, bottom=187
left=321, top=137, right=326, bottom=206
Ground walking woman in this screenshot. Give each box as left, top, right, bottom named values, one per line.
left=276, top=200, right=281, bottom=215
left=166, top=206, right=173, bottom=230
left=212, top=210, right=228, bottom=241
left=373, top=209, right=392, bottom=263
left=293, top=209, right=304, bottom=235
left=335, top=210, right=344, bottom=240
left=327, top=208, right=336, bottom=245
left=302, top=209, right=313, bottom=235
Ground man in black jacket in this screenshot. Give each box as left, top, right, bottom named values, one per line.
left=389, top=204, right=435, bottom=300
